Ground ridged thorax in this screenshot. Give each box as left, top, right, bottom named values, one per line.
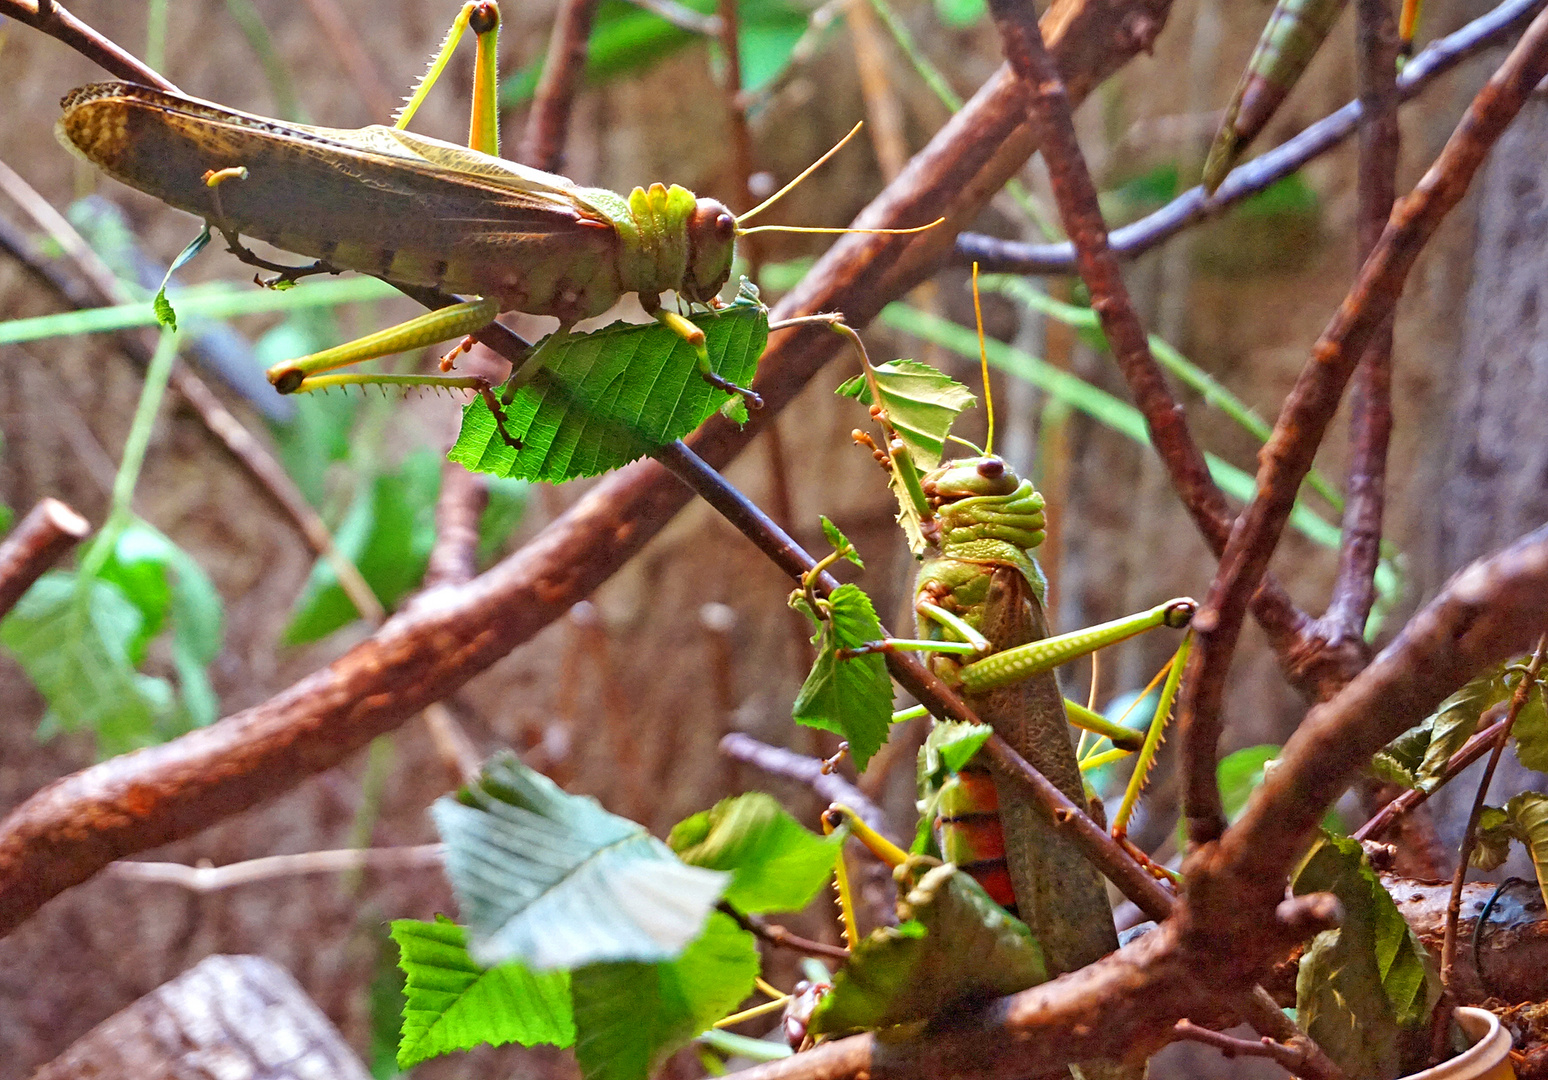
left=919, top=456, right=1047, bottom=601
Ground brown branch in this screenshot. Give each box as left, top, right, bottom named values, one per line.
left=0, top=0, right=176, bottom=89
left=720, top=733, right=900, bottom=845
left=1353, top=705, right=1510, bottom=842
left=518, top=0, right=600, bottom=173
left=297, top=0, right=396, bottom=121
left=0, top=0, right=1175, bottom=939
left=0, top=499, right=90, bottom=617
left=1317, top=0, right=1401, bottom=651
left=955, top=0, right=1547, bottom=274
left=1178, top=8, right=1548, bottom=848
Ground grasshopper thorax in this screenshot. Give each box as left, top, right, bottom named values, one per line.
left=922, top=456, right=1048, bottom=558
left=679, top=197, right=737, bottom=303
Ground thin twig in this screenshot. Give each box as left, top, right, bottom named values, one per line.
left=0, top=499, right=91, bottom=618
left=1318, top=0, right=1400, bottom=651
left=0, top=0, right=175, bottom=88
left=1172, top=1019, right=1322, bottom=1073
left=622, top=0, right=721, bottom=36
left=718, top=901, right=852, bottom=961
left=846, top=0, right=909, bottom=182
left=721, top=733, right=901, bottom=844
left=104, top=844, right=445, bottom=892
left=1439, top=640, right=1547, bottom=999
left=1352, top=704, right=1510, bottom=841
left=424, top=461, right=488, bottom=590
left=518, top=0, right=600, bottom=172
left=955, top=0, right=1548, bottom=274
left=1179, top=7, right=1548, bottom=848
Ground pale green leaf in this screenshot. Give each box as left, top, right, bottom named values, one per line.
left=835, top=358, right=975, bottom=472
left=668, top=793, right=841, bottom=914
left=450, top=287, right=766, bottom=483
left=571, top=912, right=759, bottom=1080
left=792, top=583, right=893, bottom=771
left=391, top=915, right=574, bottom=1068
left=432, top=753, right=728, bottom=969
left=820, top=516, right=863, bottom=568
left=1506, top=792, right=1548, bottom=910
left=1470, top=806, right=1513, bottom=873
left=1512, top=684, right=1548, bottom=774
left=809, top=862, right=1045, bottom=1034
left=1296, top=927, right=1401, bottom=1080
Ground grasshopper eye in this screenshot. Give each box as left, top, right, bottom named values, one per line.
left=715, top=212, right=734, bottom=240
left=977, top=458, right=1005, bottom=480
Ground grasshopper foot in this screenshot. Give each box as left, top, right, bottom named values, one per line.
left=478, top=384, right=525, bottom=452
left=700, top=370, right=764, bottom=410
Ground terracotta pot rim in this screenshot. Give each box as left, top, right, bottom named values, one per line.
left=1399, top=1006, right=1513, bottom=1080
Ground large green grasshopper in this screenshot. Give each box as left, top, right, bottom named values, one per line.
left=56, top=2, right=924, bottom=417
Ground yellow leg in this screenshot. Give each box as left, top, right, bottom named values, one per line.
left=653, top=308, right=763, bottom=409
left=266, top=297, right=500, bottom=393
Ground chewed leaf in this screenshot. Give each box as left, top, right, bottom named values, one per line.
left=809, top=862, right=1045, bottom=1034
left=432, top=753, right=728, bottom=970
left=451, top=286, right=767, bottom=482
left=391, top=915, right=574, bottom=1067
left=668, top=792, right=841, bottom=914
left=571, top=912, right=758, bottom=1080
left=836, top=358, right=975, bottom=471
left=792, top=583, right=893, bottom=771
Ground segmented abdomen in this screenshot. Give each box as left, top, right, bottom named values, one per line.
left=934, top=763, right=1018, bottom=914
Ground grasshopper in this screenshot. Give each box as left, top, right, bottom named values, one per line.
left=56, top=2, right=933, bottom=424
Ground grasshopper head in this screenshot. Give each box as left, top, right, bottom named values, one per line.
left=923, top=457, right=1047, bottom=553
left=679, top=197, right=737, bottom=303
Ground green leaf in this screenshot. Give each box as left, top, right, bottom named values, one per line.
left=1218, top=745, right=1278, bottom=822
left=1292, top=835, right=1440, bottom=1049
left=820, top=516, right=863, bottom=568
left=450, top=290, right=767, bottom=483
left=102, top=521, right=224, bottom=728
left=791, top=583, right=893, bottom=771
left=1512, top=682, right=1548, bottom=774
left=1, top=572, right=177, bottom=757
left=809, top=862, right=1046, bottom=1034
left=913, top=721, right=995, bottom=856
left=668, top=793, right=841, bottom=914
left=934, top=0, right=986, bottom=28
left=432, top=753, right=729, bottom=969
left=835, top=358, right=975, bottom=472
left=1296, top=927, right=1401, bottom=1080
left=282, top=450, right=441, bottom=644
left=151, top=224, right=213, bottom=332
left=571, top=912, right=759, bottom=1080
left=1470, top=806, right=1514, bottom=873
left=391, top=915, right=574, bottom=1068
left=1371, top=667, right=1514, bottom=792
left=1506, top=792, right=1548, bottom=910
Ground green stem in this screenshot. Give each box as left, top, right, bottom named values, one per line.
left=79, top=327, right=181, bottom=583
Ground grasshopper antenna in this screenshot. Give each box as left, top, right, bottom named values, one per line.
left=971, top=262, right=995, bottom=456
left=734, top=121, right=944, bottom=238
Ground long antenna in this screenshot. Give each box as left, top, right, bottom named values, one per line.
left=972, top=262, right=995, bottom=456
left=736, top=122, right=864, bottom=225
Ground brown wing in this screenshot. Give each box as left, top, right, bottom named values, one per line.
left=57, top=83, right=616, bottom=298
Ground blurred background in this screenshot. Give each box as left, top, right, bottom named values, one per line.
left=1, top=0, right=1542, bottom=1074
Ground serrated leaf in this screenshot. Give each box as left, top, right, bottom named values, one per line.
left=820, top=516, right=863, bottom=568
left=1, top=572, right=177, bottom=757
left=834, top=359, right=975, bottom=473
left=283, top=449, right=440, bottom=645
left=1506, top=792, right=1548, bottom=910
left=1471, top=806, right=1514, bottom=872
left=808, top=862, right=1046, bottom=1035
left=792, top=583, right=893, bottom=771
left=668, top=793, right=841, bottom=914
left=571, top=912, right=759, bottom=1080
left=1292, top=834, right=1440, bottom=1049
left=391, top=915, right=574, bottom=1068
left=432, top=753, right=729, bottom=969
left=450, top=291, right=766, bottom=483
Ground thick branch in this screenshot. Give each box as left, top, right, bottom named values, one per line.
left=1179, top=9, right=1548, bottom=847
left=518, top=0, right=599, bottom=172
